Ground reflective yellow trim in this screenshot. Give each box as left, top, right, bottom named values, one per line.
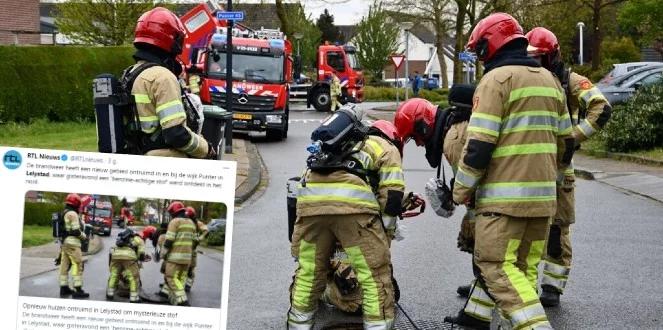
left=156, top=99, right=183, bottom=113
left=133, top=94, right=151, bottom=104
left=365, top=139, right=384, bottom=158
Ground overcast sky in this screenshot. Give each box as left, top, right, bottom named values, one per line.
left=300, top=0, right=370, bottom=25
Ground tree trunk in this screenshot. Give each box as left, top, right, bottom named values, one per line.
left=275, top=0, right=290, bottom=36
left=433, top=6, right=449, bottom=89
left=590, top=0, right=602, bottom=70
left=453, top=1, right=467, bottom=84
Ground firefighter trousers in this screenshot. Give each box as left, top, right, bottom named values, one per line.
left=473, top=213, right=552, bottom=330
left=288, top=213, right=394, bottom=330
left=186, top=252, right=198, bottom=288
left=164, top=262, right=190, bottom=305
left=107, top=260, right=140, bottom=302
left=59, top=244, right=83, bottom=287
left=542, top=180, right=575, bottom=293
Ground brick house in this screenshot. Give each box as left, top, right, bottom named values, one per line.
left=0, top=0, right=40, bottom=44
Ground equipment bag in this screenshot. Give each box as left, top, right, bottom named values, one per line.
left=93, top=63, right=158, bottom=154
left=286, top=177, right=300, bottom=242
left=51, top=212, right=65, bottom=239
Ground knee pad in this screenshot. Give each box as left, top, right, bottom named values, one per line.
left=547, top=225, right=562, bottom=258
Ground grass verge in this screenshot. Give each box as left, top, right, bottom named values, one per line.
left=0, top=120, right=97, bottom=151
left=581, top=136, right=663, bottom=163
left=23, top=225, right=54, bottom=248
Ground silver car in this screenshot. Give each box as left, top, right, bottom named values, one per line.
left=598, top=62, right=662, bottom=85
left=598, top=66, right=663, bottom=105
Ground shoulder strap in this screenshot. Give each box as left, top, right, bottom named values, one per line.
left=121, top=62, right=160, bottom=101
left=562, top=68, right=574, bottom=124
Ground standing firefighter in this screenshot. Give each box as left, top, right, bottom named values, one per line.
left=443, top=13, right=574, bottom=329
left=287, top=106, right=403, bottom=329
left=106, top=228, right=150, bottom=303
left=526, top=27, right=612, bottom=307
left=330, top=74, right=342, bottom=112
left=58, top=194, right=90, bottom=299
left=184, top=206, right=208, bottom=291
left=161, top=201, right=196, bottom=306
left=128, top=7, right=215, bottom=159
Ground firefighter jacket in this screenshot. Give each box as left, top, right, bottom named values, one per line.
left=453, top=65, right=574, bottom=217
left=567, top=72, right=611, bottom=143
left=111, top=236, right=145, bottom=261
left=297, top=135, right=405, bottom=219
left=131, top=61, right=209, bottom=158
left=443, top=121, right=469, bottom=171
left=164, top=217, right=197, bottom=265
left=63, top=210, right=86, bottom=247
left=330, top=75, right=342, bottom=97
left=196, top=220, right=209, bottom=240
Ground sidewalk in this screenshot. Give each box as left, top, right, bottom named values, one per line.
left=573, top=153, right=663, bottom=203
left=20, top=236, right=103, bottom=279
left=222, top=138, right=262, bottom=204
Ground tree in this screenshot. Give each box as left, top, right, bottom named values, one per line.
left=582, top=0, right=627, bottom=70
left=274, top=0, right=291, bottom=36
left=283, top=3, right=323, bottom=71
left=618, top=0, right=663, bottom=57
left=316, top=9, right=341, bottom=43
left=354, top=2, right=400, bottom=81
left=55, top=0, right=172, bottom=46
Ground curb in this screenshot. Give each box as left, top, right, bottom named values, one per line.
left=371, top=106, right=397, bottom=112
left=574, top=167, right=597, bottom=180
left=580, top=149, right=663, bottom=167
left=234, top=140, right=263, bottom=204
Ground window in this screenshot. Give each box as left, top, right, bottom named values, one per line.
left=641, top=72, right=663, bottom=86
left=326, top=52, right=345, bottom=72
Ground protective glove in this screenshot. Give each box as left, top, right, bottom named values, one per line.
left=393, top=223, right=406, bottom=241
left=425, top=177, right=455, bottom=218
left=206, top=143, right=218, bottom=160
left=457, top=212, right=475, bottom=253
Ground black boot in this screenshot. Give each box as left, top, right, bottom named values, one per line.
left=457, top=284, right=471, bottom=298
left=60, top=286, right=74, bottom=297
left=72, top=287, right=90, bottom=299
left=540, top=285, right=561, bottom=307
left=444, top=310, right=490, bottom=330
left=177, top=300, right=190, bottom=307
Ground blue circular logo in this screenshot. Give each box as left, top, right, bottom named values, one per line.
left=3, top=150, right=22, bottom=170
left=61, top=154, right=68, bottom=161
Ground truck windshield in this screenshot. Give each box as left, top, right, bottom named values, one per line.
left=207, top=53, right=284, bottom=83
left=346, top=52, right=361, bottom=70
left=89, top=208, right=111, bottom=217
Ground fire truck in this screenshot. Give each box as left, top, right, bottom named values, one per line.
left=80, top=196, right=113, bottom=236
left=291, top=44, right=365, bottom=112
left=179, top=3, right=292, bottom=141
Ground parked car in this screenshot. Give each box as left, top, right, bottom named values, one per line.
left=598, top=62, right=662, bottom=85
left=598, top=66, right=663, bottom=105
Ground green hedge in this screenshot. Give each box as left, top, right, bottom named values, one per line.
left=364, top=86, right=449, bottom=104
left=24, top=201, right=62, bottom=227
left=0, top=46, right=134, bottom=123
left=601, top=82, right=663, bottom=152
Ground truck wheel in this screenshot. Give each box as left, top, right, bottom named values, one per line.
left=311, top=88, right=331, bottom=112
left=266, top=128, right=283, bottom=141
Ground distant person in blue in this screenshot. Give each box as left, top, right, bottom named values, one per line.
left=412, top=71, right=421, bottom=96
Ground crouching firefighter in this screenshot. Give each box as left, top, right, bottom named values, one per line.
left=106, top=228, right=151, bottom=303
left=57, top=194, right=90, bottom=299
left=93, top=7, right=216, bottom=159
left=287, top=105, right=403, bottom=330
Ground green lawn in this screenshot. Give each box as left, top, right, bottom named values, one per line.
left=630, top=148, right=663, bottom=161
left=0, top=120, right=97, bottom=151
left=581, top=136, right=663, bottom=162
left=23, top=225, right=55, bottom=248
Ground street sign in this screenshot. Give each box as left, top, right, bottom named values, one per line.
left=390, top=55, right=405, bottom=69
left=459, top=51, right=476, bottom=63
left=216, top=11, right=245, bottom=21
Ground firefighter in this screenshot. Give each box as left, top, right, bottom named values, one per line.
left=184, top=206, right=208, bottom=291
left=106, top=228, right=150, bottom=303
left=287, top=120, right=406, bottom=329
left=130, top=7, right=215, bottom=159
left=59, top=193, right=90, bottom=299
left=160, top=201, right=196, bottom=306
left=440, top=13, right=574, bottom=329
left=139, top=225, right=158, bottom=244
left=526, top=27, right=612, bottom=307
left=330, top=74, right=342, bottom=112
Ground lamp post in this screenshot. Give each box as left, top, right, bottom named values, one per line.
left=293, top=32, right=303, bottom=56
left=577, top=22, right=585, bottom=65
left=402, top=22, right=414, bottom=100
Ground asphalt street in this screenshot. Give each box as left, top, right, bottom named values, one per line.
left=228, top=103, right=663, bottom=329
left=19, top=225, right=224, bottom=308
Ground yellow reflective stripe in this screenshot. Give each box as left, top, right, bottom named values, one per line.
left=508, top=87, right=564, bottom=103
left=468, top=126, right=500, bottom=137
left=133, top=93, right=151, bottom=104
left=379, top=166, right=402, bottom=173
left=156, top=99, right=182, bottom=113
left=525, top=240, right=546, bottom=288
left=345, top=246, right=380, bottom=317
left=456, top=167, right=479, bottom=188
left=181, top=135, right=200, bottom=154
left=300, top=182, right=374, bottom=192
left=292, top=239, right=316, bottom=309
left=380, top=179, right=405, bottom=187
left=503, top=239, right=539, bottom=303
left=379, top=167, right=404, bottom=187
left=297, top=195, right=379, bottom=208
left=160, top=111, right=186, bottom=124
left=173, top=241, right=193, bottom=246
left=365, top=139, right=384, bottom=158
left=503, top=110, right=559, bottom=121
left=472, top=112, right=502, bottom=123
left=576, top=119, right=596, bottom=138
left=492, top=143, right=557, bottom=158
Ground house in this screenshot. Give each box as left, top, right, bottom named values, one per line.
left=0, top=0, right=40, bottom=44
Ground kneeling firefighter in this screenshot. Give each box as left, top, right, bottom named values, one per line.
left=287, top=104, right=406, bottom=330
left=106, top=228, right=150, bottom=303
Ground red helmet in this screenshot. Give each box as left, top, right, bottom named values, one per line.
left=167, top=201, right=186, bottom=215
left=466, top=13, right=525, bottom=61
left=140, top=226, right=157, bottom=240
left=394, top=98, right=437, bottom=146
left=185, top=206, right=197, bottom=220
left=65, top=193, right=81, bottom=208
left=526, top=27, right=560, bottom=57
left=371, top=120, right=403, bottom=154
left=134, top=7, right=186, bottom=55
